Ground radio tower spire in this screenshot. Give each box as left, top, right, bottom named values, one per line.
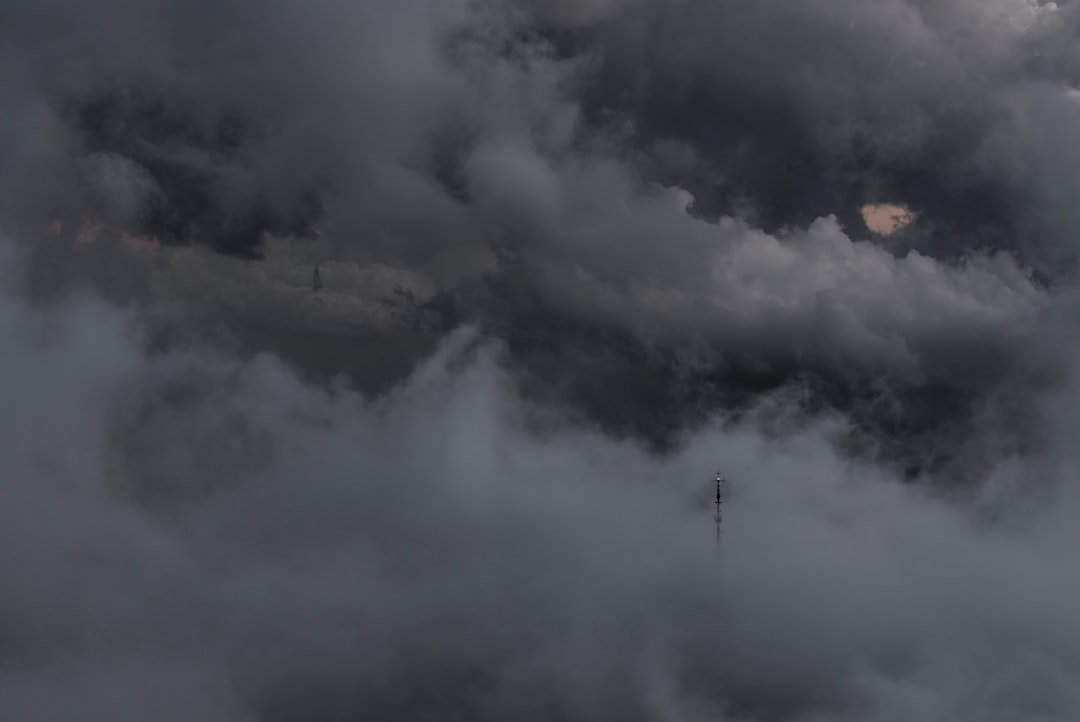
left=714, top=469, right=723, bottom=545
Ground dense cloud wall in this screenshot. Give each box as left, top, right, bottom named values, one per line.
left=2, top=253, right=1080, bottom=721
left=3, top=1, right=1080, bottom=719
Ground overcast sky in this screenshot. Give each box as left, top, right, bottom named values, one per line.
left=2, top=1, right=1080, bottom=720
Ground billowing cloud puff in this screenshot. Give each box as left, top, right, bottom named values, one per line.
left=3, top=2, right=1080, bottom=718
left=1, top=254, right=1079, bottom=720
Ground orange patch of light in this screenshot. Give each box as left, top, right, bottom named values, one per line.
left=861, top=203, right=914, bottom=236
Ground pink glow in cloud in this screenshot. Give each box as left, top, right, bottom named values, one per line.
left=862, top=203, right=914, bottom=236
left=74, top=219, right=103, bottom=245
left=120, top=232, right=160, bottom=254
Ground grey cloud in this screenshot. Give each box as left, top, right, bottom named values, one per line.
left=1, top=268, right=1079, bottom=720
left=578, top=0, right=1080, bottom=261
left=2, top=0, right=1074, bottom=475
left=5, top=0, right=1078, bottom=268
left=453, top=134, right=1055, bottom=469
left=4, top=4, right=1080, bottom=716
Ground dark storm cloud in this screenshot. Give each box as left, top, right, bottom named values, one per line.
left=2, top=0, right=1073, bottom=474
left=4, top=3, right=1080, bottom=716
left=1, top=0, right=486, bottom=259
left=560, top=1, right=1080, bottom=267
left=5, top=0, right=1069, bottom=263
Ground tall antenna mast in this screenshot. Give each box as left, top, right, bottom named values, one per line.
left=714, top=469, right=723, bottom=545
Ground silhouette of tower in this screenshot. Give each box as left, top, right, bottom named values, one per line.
left=312, top=266, right=323, bottom=292
left=714, top=470, right=723, bottom=545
